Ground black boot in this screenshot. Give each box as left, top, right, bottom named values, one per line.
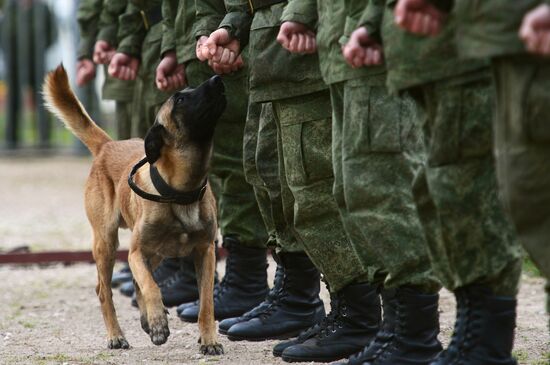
left=119, top=281, right=135, bottom=297
left=179, top=236, right=269, bottom=322
left=280, top=282, right=381, bottom=363
left=430, top=285, right=517, bottom=365
left=340, top=287, right=441, bottom=365
left=130, top=257, right=195, bottom=307
left=159, top=256, right=199, bottom=307
left=111, top=263, right=132, bottom=288
left=226, top=252, right=325, bottom=341
left=219, top=263, right=285, bottom=334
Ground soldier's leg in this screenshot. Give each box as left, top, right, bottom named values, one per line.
left=282, top=78, right=442, bottom=363
left=115, top=101, right=132, bottom=140
left=412, top=71, right=522, bottom=365
left=179, top=61, right=269, bottom=322
left=311, top=77, right=441, bottom=365
left=492, top=55, right=550, bottom=328
left=225, top=101, right=326, bottom=342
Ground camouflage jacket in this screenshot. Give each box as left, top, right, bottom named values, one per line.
left=78, top=0, right=135, bottom=101
left=96, top=0, right=127, bottom=47
left=450, top=0, right=549, bottom=59
left=117, top=0, right=168, bottom=104
left=363, top=0, right=486, bottom=92
left=76, top=0, right=102, bottom=60
left=219, top=0, right=327, bottom=102
left=283, top=0, right=385, bottom=86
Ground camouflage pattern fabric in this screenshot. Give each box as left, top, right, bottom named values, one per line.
left=330, top=75, right=441, bottom=293
left=271, top=90, right=369, bottom=292
left=451, top=0, right=544, bottom=59
left=491, top=54, right=550, bottom=306
left=218, top=1, right=327, bottom=103
left=244, top=102, right=303, bottom=253
left=408, top=72, right=522, bottom=295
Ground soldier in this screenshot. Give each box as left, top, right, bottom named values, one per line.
left=398, top=0, right=550, bottom=335
left=158, top=0, right=271, bottom=322
left=198, top=0, right=386, bottom=354
left=1, top=0, right=56, bottom=148
left=340, top=0, right=523, bottom=363
left=269, top=0, right=442, bottom=363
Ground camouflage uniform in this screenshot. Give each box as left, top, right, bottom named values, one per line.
left=285, top=0, right=440, bottom=293
left=369, top=0, right=523, bottom=295
left=218, top=0, right=368, bottom=292
left=116, top=0, right=170, bottom=138
left=77, top=0, right=135, bottom=140
left=450, top=0, right=550, bottom=323
left=161, top=0, right=267, bottom=248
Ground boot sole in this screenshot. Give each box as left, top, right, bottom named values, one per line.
left=281, top=354, right=348, bottom=363
left=227, top=329, right=303, bottom=342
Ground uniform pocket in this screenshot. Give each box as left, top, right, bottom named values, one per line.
left=345, top=80, right=402, bottom=154
left=525, top=65, right=550, bottom=143
left=427, top=80, right=493, bottom=167
left=281, top=119, right=334, bottom=186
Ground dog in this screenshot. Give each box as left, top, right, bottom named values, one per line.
left=43, top=65, right=225, bottom=355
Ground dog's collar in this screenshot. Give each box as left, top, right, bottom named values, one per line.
left=128, top=157, right=207, bottom=205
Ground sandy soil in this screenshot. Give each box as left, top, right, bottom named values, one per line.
left=0, top=156, right=548, bottom=365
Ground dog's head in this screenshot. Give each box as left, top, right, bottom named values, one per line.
left=144, top=76, right=226, bottom=165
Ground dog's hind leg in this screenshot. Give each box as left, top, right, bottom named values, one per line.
left=92, top=229, right=129, bottom=349
left=128, top=235, right=170, bottom=346
left=194, top=243, right=224, bottom=355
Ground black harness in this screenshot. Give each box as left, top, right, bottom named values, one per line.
left=128, top=157, right=207, bottom=205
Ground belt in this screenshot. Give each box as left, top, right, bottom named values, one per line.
left=247, top=0, right=286, bottom=13
left=139, top=6, right=163, bottom=31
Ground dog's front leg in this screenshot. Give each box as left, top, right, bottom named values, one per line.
left=128, top=234, right=170, bottom=346
left=92, top=230, right=129, bottom=349
left=194, top=242, right=224, bottom=355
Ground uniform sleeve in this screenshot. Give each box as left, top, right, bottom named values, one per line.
left=97, top=0, right=127, bottom=46
left=160, top=0, right=177, bottom=56
left=218, top=0, right=253, bottom=48
left=77, top=0, right=103, bottom=59
left=280, top=0, right=318, bottom=30
left=427, top=0, right=453, bottom=12
left=116, top=3, right=147, bottom=58
left=194, top=0, right=226, bottom=39
left=356, top=0, right=384, bottom=40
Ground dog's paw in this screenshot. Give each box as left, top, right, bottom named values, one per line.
left=107, top=336, right=130, bottom=349
left=200, top=343, right=224, bottom=356
left=149, top=316, right=170, bottom=346
left=140, top=314, right=150, bottom=334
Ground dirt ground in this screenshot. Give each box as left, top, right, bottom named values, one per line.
left=0, top=156, right=548, bottom=365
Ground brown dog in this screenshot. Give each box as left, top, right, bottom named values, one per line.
left=43, top=65, right=225, bottom=355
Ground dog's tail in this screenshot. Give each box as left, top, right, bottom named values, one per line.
left=43, top=64, right=112, bottom=156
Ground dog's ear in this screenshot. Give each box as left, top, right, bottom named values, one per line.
left=144, top=123, right=165, bottom=164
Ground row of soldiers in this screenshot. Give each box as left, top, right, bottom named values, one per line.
left=76, top=0, right=550, bottom=364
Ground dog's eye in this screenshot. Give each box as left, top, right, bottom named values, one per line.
left=176, top=95, right=186, bottom=104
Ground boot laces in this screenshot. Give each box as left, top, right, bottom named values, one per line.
left=213, top=249, right=237, bottom=303
left=316, top=297, right=346, bottom=339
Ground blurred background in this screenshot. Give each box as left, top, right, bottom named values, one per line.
left=0, top=0, right=114, bottom=154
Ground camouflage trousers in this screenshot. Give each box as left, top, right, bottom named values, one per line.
left=130, top=76, right=165, bottom=138
left=186, top=60, right=267, bottom=248
left=492, top=55, right=550, bottom=316
left=267, top=90, right=368, bottom=293
left=115, top=101, right=132, bottom=140
left=330, top=75, right=440, bottom=293
left=409, top=69, right=522, bottom=295
left=243, top=102, right=301, bottom=252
